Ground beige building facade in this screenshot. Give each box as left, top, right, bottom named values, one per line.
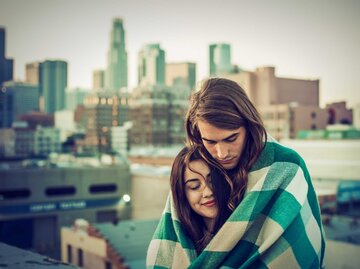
left=129, top=84, right=189, bottom=146
left=25, top=62, right=40, bottom=84
left=258, top=103, right=328, bottom=140
left=224, top=66, right=323, bottom=140
left=93, top=69, right=105, bottom=90
left=61, top=219, right=158, bottom=269
left=130, top=98, right=170, bottom=146
left=61, top=224, right=110, bottom=269
left=166, top=62, right=196, bottom=90
left=84, top=92, right=129, bottom=153
left=223, top=66, right=319, bottom=107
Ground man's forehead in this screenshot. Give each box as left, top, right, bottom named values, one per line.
left=197, top=121, right=241, bottom=141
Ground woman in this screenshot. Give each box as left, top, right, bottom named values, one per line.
left=147, top=78, right=325, bottom=269
left=147, top=146, right=232, bottom=267
left=169, top=146, right=231, bottom=254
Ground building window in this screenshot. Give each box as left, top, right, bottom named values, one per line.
left=89, top=184, right=117, bottom=194
left=311, top=112, right=317, bottom=119
left=67, top=245, right=72, bottom=263
left=311, top=124, right=317, bottom=130
left=0, top=219, right=34, bottom=249
left=78, top=249, right=83, bottom=267
left=96, top=210, right=117, bottom=223
left=45, top=186, right=76, bottom=196
left=0, top=189, right=31, bottom=200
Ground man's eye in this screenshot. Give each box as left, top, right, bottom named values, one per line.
left=225, top=137, right=237, bottom=143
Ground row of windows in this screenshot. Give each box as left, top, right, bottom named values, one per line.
left=0, top=184, right=118, bottom=200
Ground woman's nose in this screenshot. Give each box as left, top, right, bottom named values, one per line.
left=202, top=183, right=213, bottom=197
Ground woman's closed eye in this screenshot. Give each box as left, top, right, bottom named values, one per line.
left=185, top=178, right=203, bottom=190
left=186, top=182, right=201, bottom=190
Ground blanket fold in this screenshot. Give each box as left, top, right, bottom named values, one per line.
left=147, top=141, right=325, bottom=269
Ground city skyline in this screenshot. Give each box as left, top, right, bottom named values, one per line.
left=0, top=0, right=359, bottom=107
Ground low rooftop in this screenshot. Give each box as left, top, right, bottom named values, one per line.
left=0, top=242, right=78, bottom=269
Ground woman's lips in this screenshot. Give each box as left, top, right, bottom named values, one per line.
left=202, top=200, right=216, bottom=207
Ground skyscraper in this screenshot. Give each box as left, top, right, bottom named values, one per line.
left=166, top=62, right=196, bottom=90
left=0, top=27, right=14, bottom=86
left=138, top=44, right=165, bottom=86
left=93, top=69, right=105, bottom=90
left=39, top=60, right=67, bottom=114
left=0, top=81, right=40, bottom=128
left=25, top=62, right=40, bottom=84
left=209, top=43, right=232, bottom=76
left=106, top=18, right=128, bottom=91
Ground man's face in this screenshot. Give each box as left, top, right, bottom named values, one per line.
left=197, top=120, right=247, bottom=170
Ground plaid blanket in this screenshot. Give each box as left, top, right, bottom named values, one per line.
left=147, top=141, right=325, bottom=268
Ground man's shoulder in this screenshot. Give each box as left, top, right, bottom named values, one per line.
left=258, top=141, right=303, bottom=167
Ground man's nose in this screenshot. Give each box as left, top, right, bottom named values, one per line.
left=215, top=143, right=229, bottom=159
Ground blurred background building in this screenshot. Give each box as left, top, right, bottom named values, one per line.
left=106, top=18, right=128, bottom=91
left=138, top=43, right=165, bottom=87
left=0, top=27, right=13, bottom=86
left=0, top=160, right=131, bottom=259
left=209, top=43, right=233, bottom=76
left=40, top=60, right=67, bottom=114
left=166, top=62, right=196, bottom=90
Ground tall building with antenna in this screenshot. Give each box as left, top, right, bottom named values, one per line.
left=106, top=18, right=128, bottom=91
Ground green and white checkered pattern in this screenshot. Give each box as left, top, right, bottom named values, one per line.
left=147, top=140, right=325, bottom=269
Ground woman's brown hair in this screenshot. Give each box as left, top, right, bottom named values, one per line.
left=170, top=146, right=231, bottom=253
left=185, top=78, right=267, bottom=208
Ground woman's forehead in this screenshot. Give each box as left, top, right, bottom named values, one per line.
left=185, top=160, right=209, bottom=178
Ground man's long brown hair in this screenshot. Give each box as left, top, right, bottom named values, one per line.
left=185, top=78, right=267, bottom=209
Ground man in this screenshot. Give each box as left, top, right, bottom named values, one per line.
left=148, top=78, right=325, bottom=269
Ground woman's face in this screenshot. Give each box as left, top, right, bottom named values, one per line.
left=184, top=159, right=218, bottom=229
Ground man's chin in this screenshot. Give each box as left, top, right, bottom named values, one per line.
left=218, top=159, right=237, bottom=170
left=222, top=163, right=237, bottom=170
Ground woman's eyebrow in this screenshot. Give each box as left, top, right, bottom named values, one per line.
left=184, top=178, right=200, bottom=184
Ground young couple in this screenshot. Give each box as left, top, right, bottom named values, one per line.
left=147, top=78, right=325, bottom=268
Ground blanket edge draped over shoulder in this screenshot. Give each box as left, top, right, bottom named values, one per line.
left=146, top=140, right=326, bottom=269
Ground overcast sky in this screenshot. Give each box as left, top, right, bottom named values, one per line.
left=1, top=0, right=359, bottom=107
